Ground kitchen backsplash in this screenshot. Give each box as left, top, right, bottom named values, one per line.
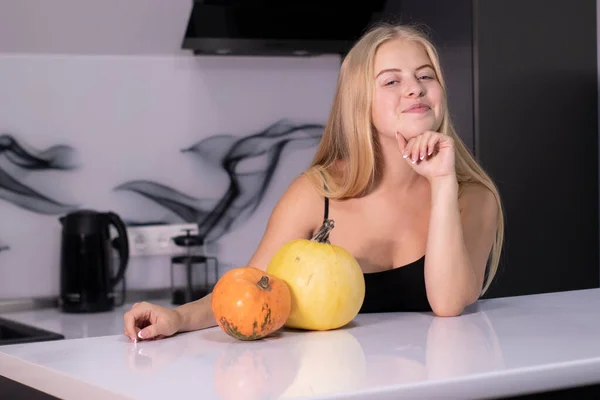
left=0, top=53, right=340, bottom=299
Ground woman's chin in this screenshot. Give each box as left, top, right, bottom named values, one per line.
left=397, top=123, right=440, bottom=140
left=398, top=129, right=428, bottom=141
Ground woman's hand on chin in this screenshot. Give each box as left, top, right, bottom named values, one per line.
left=396, top=131, right=456, bottom=181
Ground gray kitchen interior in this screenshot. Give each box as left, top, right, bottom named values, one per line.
left=0, top=0, right=598, bottom=378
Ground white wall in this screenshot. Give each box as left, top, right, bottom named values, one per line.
left=0, top=53, right=340, bottom=299
left=0, top=0, right=191, bottom=55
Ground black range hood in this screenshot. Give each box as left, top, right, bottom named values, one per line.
left=182, top=0, right=388, bottom=56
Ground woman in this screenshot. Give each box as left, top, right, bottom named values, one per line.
left=124, top=22, right=504, bottom=342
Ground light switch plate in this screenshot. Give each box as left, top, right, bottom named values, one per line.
left=126, top=223, right=199, bottom=257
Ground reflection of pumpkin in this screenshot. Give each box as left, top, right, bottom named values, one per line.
left=280, top=329, right=367, bottom=397
left=267, top=219, right=365, bottom=330
left=213, top=339, right=300, bottom=400
left=211, top=267, right=291, bottom=340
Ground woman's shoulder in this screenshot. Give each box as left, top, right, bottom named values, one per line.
left=274, top=172, right=327, bottom=221
left=459, top=181, right=499, bottom=218
left=245, top=173, right=327, bottom=269
left=460, top=181, right=496, bottom=199
left=302, top=161, right=350, bottom=197
left=284, top=172, right=324, bottom=199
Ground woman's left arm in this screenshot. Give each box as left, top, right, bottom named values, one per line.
left=399, top=130, right=499, bottom=317
left=424, top=175, right=498, bottom=317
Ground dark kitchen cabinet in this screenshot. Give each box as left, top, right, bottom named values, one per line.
left=394, top=0, right=599, bottom=298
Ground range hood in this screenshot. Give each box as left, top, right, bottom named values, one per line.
left=182, top=0, right=388, bottom=56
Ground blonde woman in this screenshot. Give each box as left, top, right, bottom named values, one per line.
left=124, top=23, right=504, bottom=342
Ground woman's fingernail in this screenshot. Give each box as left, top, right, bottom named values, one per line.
left=138, top=330, right=144, bottom=339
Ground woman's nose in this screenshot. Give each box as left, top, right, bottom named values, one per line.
left=403, top=80, right=425, bottom=98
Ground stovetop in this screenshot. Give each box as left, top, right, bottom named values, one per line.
left=0, top=317, right=64, bottom=346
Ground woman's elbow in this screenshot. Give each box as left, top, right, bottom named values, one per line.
left=431, top=304, right=464, bottom=317
left=429, top=295, right=475, bottom=317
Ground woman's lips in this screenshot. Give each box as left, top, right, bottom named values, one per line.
left=403, top=104, right=431, bottom=113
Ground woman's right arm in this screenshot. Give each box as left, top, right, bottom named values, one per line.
left=123, top=174, right=322, bottom=341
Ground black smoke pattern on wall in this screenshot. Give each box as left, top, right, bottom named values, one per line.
left=115, top=120, right=324, bottom=243
left=0, top=134, right=78, bottom=213
left=0, top=134, right=79, bottom=253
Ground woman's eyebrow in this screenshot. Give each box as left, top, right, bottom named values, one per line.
left=375, top=64, right=434, bottom=78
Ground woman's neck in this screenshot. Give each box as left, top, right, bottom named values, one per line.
left=374, top=134, right=423, bottom=194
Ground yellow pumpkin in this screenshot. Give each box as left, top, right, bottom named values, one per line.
left=266, top=219, right=365, bottom=331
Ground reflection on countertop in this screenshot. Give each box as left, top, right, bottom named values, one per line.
left=2, top=288, right=600, bottom=400
left=137, top=305, right=504, bottom=399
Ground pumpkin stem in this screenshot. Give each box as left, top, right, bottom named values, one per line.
left=257, top=276, right=271, bottom=291
left=311, top=219, right=334, bottom=244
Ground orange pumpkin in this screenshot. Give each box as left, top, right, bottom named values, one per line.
left=211, top=266, right=291, bottom=341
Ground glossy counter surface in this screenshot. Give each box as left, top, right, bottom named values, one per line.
left=1, top=288, right=600, bottom=400
left=0, top=299, right=175, bottom=340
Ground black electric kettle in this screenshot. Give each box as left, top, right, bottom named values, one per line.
left=59, top=209, right=130, bottom=313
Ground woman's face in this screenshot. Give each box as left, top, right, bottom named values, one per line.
left=371, top=38, right=445, bottom=141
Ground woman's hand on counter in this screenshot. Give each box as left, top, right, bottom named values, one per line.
left=123, top=302, right=183, bottom=341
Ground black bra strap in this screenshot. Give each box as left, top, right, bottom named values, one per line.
left=318, top=169, right=330, bottom=220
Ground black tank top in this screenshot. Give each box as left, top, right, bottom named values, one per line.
left=323, top=196, right=432, bottom=313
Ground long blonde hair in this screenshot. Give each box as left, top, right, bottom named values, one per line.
left=303, top=22, right=504, bottom=296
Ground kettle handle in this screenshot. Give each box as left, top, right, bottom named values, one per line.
left=106, top=211, right=130, bottom=288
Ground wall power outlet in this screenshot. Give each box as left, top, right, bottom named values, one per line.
left=126, top=223, right=200, bottom=257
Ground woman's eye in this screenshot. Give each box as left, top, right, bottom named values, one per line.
left=385, top=80, right=398, bottom=86
left=419, top=75, right=434, bottom=80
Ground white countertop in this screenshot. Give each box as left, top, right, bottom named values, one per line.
left=0, top=298, right=175, bottom=339
left=2, top=288, right=600, bottom=400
